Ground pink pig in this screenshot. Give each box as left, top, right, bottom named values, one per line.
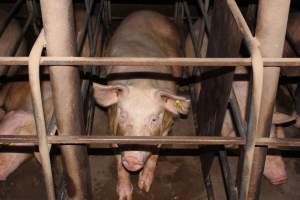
left=93, top=10, right=190, bottom=199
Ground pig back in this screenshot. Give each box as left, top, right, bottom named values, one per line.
left=105, top=10, right=182, bottom=92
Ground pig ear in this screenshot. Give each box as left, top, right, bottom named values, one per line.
left=93, top=83, right=128, bottom=107
left=272, top=112, right=296, bottom=124
left=158, top=91, right=191, bottom=115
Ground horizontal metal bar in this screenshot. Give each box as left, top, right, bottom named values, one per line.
left=0, top=135, right=244, bottom=145
left=0, top=135, right=300, bottom=148
left=255, top=138, right=300, bottom=147
left=1, top=57, right=300, bottom=67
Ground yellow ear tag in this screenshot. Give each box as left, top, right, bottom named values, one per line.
left=175, top=100, right=184, bottom=111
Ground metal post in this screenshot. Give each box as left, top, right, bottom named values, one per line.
left=39, top=0, right=91, bottom=199
left=248, top=1, right=290, bottom=199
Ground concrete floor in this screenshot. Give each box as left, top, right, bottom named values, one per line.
left=0, top=104, right=300, bottom=199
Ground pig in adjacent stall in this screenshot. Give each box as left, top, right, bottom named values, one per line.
left=93, top=10, right=190, bottom=199
left=0, top=10, right=37, bottom=181
left=185, top=17, right=294, bottom=185
left=0, top=8, right=96, bottom=181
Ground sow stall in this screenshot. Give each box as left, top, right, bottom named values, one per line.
left=0, top=0, right=299, bottom=199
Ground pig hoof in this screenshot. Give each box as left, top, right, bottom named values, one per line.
left=138, top=169, right=154, bottom=192
left=117, top=182, right=133, bottom=200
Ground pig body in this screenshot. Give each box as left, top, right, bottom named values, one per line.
left=0, top=10, right=36, bottom=181
left=0, top=8, right=95, bottom=181
left=185, top=18, right=289, bottom=185
left=93, top=10, right=190, bottom=199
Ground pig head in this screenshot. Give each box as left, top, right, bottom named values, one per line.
left=93, top=83, right=190, bottom=171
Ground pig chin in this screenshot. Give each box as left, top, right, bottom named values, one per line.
left=121, top=151, right=150, bottom=172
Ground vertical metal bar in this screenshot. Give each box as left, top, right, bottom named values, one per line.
left=182, top=2, right=216, bottom=199
left=247, top=1, right=291, bottom=199
left=28, top=30, right=55, bottom=200
left=225, top=2, right=264, bottom=200
left=183, top=1, right=200, bottom=57
left=229, top=91, right=247, bottom=138
left=219, top=150, right=238, bottom=200
left=229, top=90, right=246, bottom=191
left=39, top=1, right=91, bottom=199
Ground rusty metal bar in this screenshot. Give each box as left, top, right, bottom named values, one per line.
left=1, top=57, right=300, bottom=67
left=28, top=30, right=55, bottom=200
left=39, top=0, right=91, bottom=199
left=247, top=1, right=291, bottom=199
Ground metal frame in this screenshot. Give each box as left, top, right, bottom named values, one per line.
left=0, top=0, right=298, bottom=200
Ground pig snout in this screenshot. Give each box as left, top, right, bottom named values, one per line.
left=121, top=151, right=149, bottom=172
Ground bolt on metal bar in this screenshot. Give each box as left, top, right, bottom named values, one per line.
left=28, top=30, right=55, bottom=200
left=1, top=57, right=300, bottom=67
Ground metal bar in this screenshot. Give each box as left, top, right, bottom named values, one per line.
left=1, top=135, right=300, bottom=148
left=1, top=57, right=300, bottom=67
left=229, top=90, right=247, bottom=192
left=218, top=150, right=238, bottom=200
left=197, top=0, right=211, bottom=33
left=84, top=0, right=94, bottom=55
left=28, top=30, right=55, bottom=200
left=286, top=32, right=300, bottom=57
left=247, top=1, right=291, bottom=199
left=0, top=0, right=25, bottom=38
left=10, top=10, right=33, bottom=57
left=183, top=1, right=200, bottom=57
left=229, top=90, right=247, bottom=138
left=0, top=135, right=245, bottom=145
left=226, top=1, right=265, bottom=200
left=40, top=0, right=91, bottom=199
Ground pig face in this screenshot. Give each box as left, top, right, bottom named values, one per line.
left=93, top=83, right=190, bottom=171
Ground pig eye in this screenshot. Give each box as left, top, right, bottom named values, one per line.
left=150, top=113, right=162, bottom=127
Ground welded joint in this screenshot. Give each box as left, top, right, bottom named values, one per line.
left=28, top=29, right=55, bottom=200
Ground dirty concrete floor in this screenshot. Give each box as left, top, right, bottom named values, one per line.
left=1, top=106, right=300, bottom=199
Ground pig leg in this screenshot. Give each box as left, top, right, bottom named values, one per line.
left=138, top=154, right=158, bottom=192
left=0, top=110, right=35, bottom=180
left=263, top=126, right=288, bottom=185
left=116, top=155, right=133, bottom=200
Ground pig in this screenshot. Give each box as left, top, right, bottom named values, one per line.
left=185, top=18, right=294, bottom=185
left=93, top=10, right=190, bottom=199
left=0, top=10, right=35, bottom=180
left=0, top=8, right=96, bottom=181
